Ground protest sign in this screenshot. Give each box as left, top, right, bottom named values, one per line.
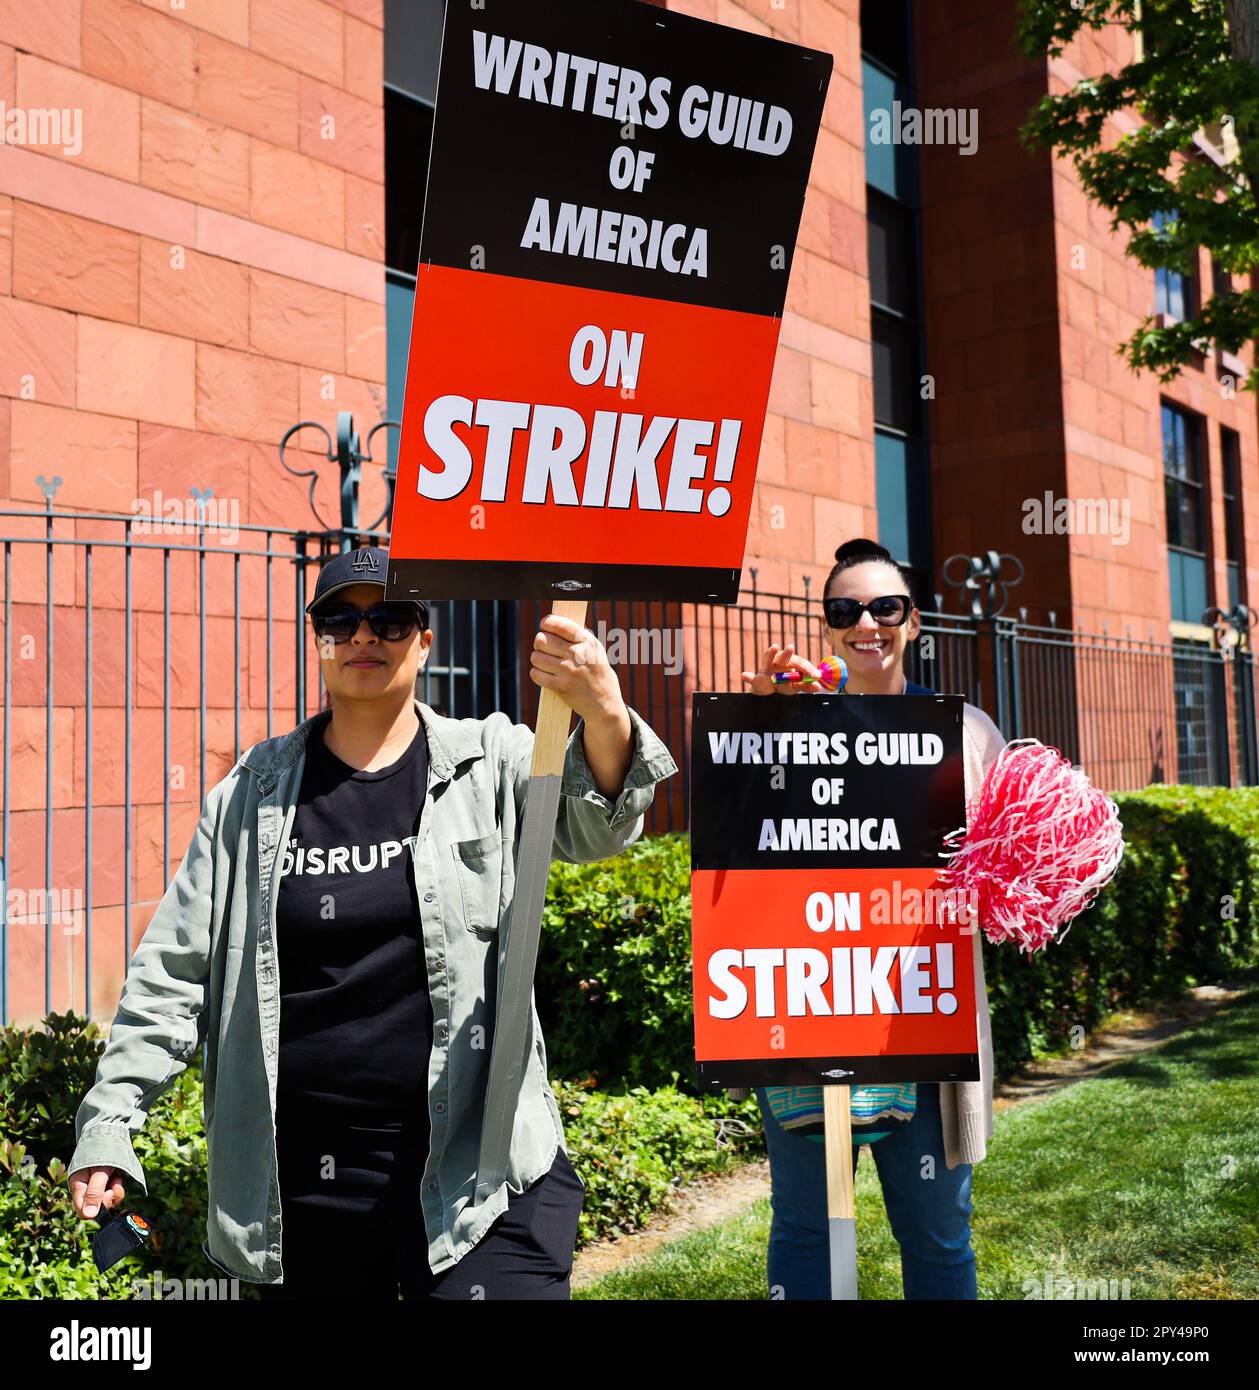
left=387, top=0, right=832, bottom=604
left=382, top=0, right=831, bottom=1207
left=690, top=693, right=978, bottom=1089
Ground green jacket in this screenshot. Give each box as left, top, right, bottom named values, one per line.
left=68, top=698, right=678, bottom=1282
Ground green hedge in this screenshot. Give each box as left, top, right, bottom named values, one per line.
left=1, top=1015, right=213, bottom=1298
left=0, top=1014, right=761, bottom=1297
left=535, top=787, right=1259, bottom=1087
left=537, top=832, right=696, bottom=1090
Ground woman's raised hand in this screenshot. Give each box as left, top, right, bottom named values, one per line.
left=740, top=643, right=823, bottom=696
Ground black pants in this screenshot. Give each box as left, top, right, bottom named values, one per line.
left=256, top=1114, right=585, bottom=1301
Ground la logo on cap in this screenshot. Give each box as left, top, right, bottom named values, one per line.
left=350, top=549, right=379, bottom=575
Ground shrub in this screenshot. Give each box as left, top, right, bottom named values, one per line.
left=0, top=1014, right=210, bottom=1298
left=536, top=832, right=695, bottom=1090
left=554, top=1082, right=762, bottom=1247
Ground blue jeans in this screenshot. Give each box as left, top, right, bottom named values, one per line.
left=756, top=1083, right=976, bottom=1300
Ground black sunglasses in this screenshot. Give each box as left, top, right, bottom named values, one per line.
left=312, top=602, right=427, bottom=644
left=823, top=595, right=912, bottom=629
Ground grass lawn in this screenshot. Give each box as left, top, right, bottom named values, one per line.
left=576, top=988, right=1259, bottom=1300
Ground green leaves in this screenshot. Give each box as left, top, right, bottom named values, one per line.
left=553, top=1080, right=762, bottom=1247
left=1016, top=0, right=1259, bottom=387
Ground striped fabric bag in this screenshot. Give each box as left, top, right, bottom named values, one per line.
left=763, top=1083, right=917, bottom=1144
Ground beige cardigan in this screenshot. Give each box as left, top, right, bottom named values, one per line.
left=938, top=702, right=1008, bottom=1168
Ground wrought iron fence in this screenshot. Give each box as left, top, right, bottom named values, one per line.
left=0, top=505, right=522, bottom=1025
left=1, top=505, right=1253, bottom=1025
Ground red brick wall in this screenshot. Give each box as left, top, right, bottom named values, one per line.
left=0, top=0, right=389, bottom=1021
left=915, top=0, right=1072, bottom=624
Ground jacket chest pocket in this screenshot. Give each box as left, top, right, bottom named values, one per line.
left=451, top=832, right=505, bottom=938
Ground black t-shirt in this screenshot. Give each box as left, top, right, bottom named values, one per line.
left=274, top=710, right=433, bottom=1129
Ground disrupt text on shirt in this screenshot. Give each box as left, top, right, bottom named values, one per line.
left=278, top=836, right=419, bottom=877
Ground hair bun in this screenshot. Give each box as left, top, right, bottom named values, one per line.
left=833, top=538, right=891, bottom=565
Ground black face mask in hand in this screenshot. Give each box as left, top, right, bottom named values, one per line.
left=91, top=1208, right=153, bottom=1274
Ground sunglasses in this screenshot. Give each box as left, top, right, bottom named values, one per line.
left=823, top=595, right=912, bottom=629
left=312, top=602, right=427, bottom=644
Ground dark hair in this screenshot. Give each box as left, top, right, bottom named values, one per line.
left=823, top=539, right=915, bottom=601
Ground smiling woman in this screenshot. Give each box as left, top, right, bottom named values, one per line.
left=821, top=539, right=921, bottom=695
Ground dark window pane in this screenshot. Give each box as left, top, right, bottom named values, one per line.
left=1178, top=485, right=1203, bottom=553
left=1166, top=478, right=1203, bottom=554
left=385, top=0, right=444, bottom=105
left=871, top=311, right=921, bottom=434
left=1222, top=428, right=1243, bottom=564
left=1161, top=405, right=1177, bottom=473
left=1213, top=255, right=1232, bottom=298
left=861, top=0, right=911, bottom=75
left=1162, top=403, right=1201, bottom=482
left=1165, top=474, right=1182, bottom=548
left=1183, top=411, right=1201, bottom=480
left=385, top=87, right=433, bottom=276
left=875, top=431, right=930, bottom=578
left=866, top=187, right=916, bottom=316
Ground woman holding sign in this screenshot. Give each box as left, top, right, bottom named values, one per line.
left=741, top=538, right=1005, bottom=1301
left=67, top=545, right=677, bottom=1300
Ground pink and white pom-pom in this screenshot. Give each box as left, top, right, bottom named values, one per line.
left=939, top=738, right=1125, bottom=954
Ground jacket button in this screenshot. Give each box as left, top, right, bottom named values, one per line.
left=424, top=890, right=436, bottom=903
left=427, top=1180, right=438, bottom=1192
left=434, top=1101, right=446, bottom=1113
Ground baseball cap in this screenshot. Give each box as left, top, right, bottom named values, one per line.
left=305, top=546, right=429, bottom=626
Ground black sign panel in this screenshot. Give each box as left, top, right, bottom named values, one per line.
left=415, top=0, right=832, bottom=316
left=691, top=694, right=967, bottom=870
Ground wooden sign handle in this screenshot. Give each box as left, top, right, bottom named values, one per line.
left=531, top=600, right=589, bottom=774
left=475, top=598, right=588, bottom=1199
left=824, top=1084, right=859, bottom=1300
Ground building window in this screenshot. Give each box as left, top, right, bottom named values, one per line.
left=384, top=0, right=443, bottom=473
left=1221, top=426, right=1244, bottom=608
left=861, top=0, right=930, bottom=604
left=1173, top=639, right=1226, bottom=785
left=1212, top=254, right=1233, bottom=300
left=1153, top=210, right=1198, bottom=323
left=1163, top=402, right=1208, bottom=623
